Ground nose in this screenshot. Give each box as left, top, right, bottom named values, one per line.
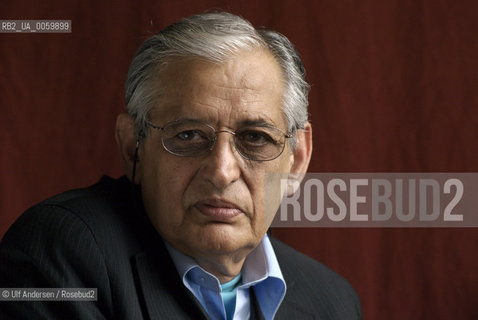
left=199, top=131, right=241, bottom=190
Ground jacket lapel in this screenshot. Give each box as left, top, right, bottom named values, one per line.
left=250, top=284, right=314, bottom=320
left=250, top=287, right=265, bottom=320
left=270, top=239, right=316, bottom=320
left=133, top=250, right=209, bottom=320
left=274, top=301, right=315, bottom=320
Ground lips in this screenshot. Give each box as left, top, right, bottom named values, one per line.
left=194, top=199, right=244, bottom=221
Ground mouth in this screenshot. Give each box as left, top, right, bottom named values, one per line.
left=193, top=199, right=244, bottom=222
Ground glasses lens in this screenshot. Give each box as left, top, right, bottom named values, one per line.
left=162, top=121, right=214, bottom=156
left=234, top=127, right=286, bottom=161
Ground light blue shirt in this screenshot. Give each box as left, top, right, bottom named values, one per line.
left=165, top=234, right=287, bottom=320
left=221, top=273, right=242, bottom=320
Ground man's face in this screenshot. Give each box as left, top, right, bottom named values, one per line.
left=137, top=50, right=294, bottom=264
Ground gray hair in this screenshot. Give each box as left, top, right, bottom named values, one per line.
left=125, top=11, right=310, bottom=149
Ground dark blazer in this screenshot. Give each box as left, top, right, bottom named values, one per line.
left=0, top=176, right=361, bottom=319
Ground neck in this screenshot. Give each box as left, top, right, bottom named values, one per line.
left=195, top=251, right=248, bottom=283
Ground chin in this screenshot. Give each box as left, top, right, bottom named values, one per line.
left=196, top=224, right=256, bottom=254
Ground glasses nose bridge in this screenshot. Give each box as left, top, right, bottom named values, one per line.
left=209, top=129, right=236, bottom=151
left=215, top=129, right=236, bottom=137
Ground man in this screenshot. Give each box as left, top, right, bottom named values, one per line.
left=0, top=12, right=361, bottom=319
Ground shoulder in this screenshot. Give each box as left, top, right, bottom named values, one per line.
left=3, top=176, right=149, bottom=247
left=0, top=176, right=155, bottom=318
left=33, top=175, right=131, bottom=224
left=0, top=176, right=134, bottom=269
left=270, top=236, right=349, bottom=284
left=1, top=176, right=160, bottom=266
left=0, top=177, right=130, bottom=318
left=3, top=177, right=111, bottom=250
left=270, top=237, right=362, bottom=319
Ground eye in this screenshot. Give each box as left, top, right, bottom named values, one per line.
left=237, top=130, right=275, bottom=146
left=176, top=130, right=203, bottom=141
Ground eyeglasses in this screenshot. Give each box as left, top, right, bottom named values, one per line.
left=145, top=119, right=292, bottom=161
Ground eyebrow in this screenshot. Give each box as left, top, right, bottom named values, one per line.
left=237, top=119, right=278, bottom=128
left=166, top=116, right=279, bottom=129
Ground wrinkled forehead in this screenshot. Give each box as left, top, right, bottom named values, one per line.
left=148, top=50, right=287, bottom=129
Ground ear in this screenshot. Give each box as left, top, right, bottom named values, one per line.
left=287, top=122, right=312, bottom=193
left=115, top=113, right=140, bottom=182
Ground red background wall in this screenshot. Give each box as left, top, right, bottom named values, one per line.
left=1, top=1, right=477, bottom=319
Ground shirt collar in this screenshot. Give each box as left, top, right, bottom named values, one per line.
left=165, top=234, right=287, bottom=319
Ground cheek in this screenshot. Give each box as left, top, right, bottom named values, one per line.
left=140, top=150, right=195, bottom=227
left=260, top=157, right=293, bottom=226
left=243, top=170, right=268, bottom=233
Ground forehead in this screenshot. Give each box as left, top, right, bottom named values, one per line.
left=149, top=49, right=286, bottom=128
